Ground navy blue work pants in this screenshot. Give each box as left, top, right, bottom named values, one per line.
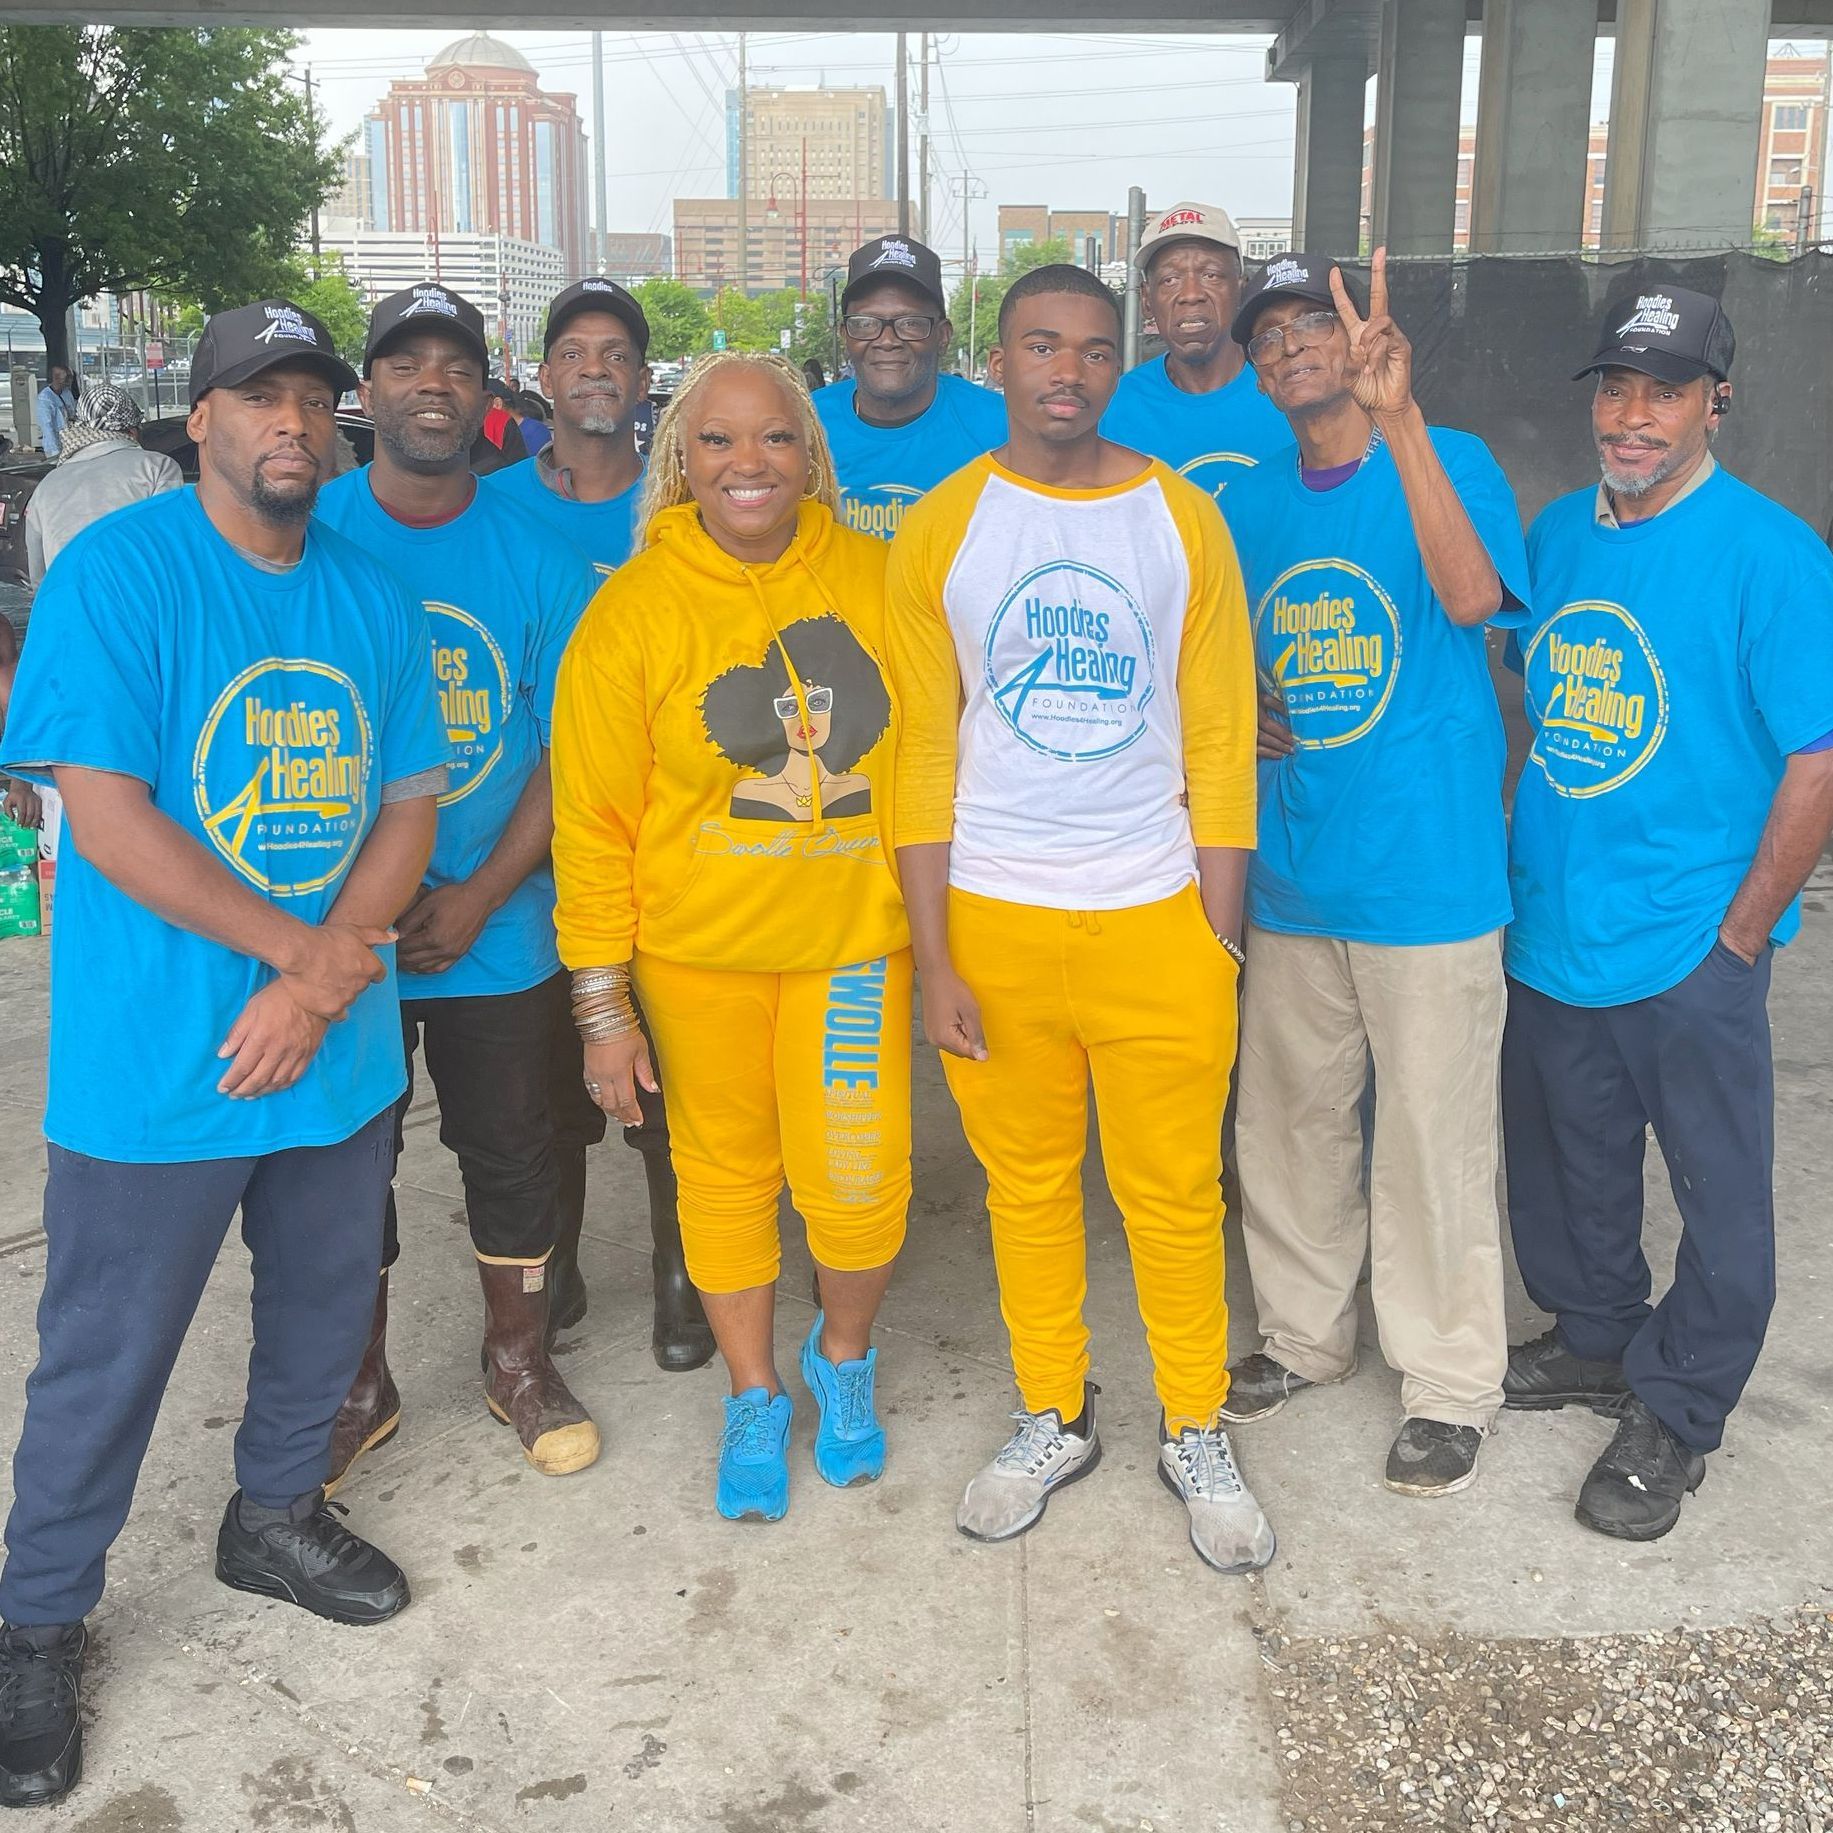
left=0, top=1109, right=394, bottom=1626
left=1501, top=943, right=1776, bottom=1453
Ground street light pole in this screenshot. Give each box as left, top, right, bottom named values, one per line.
left=895, top=33, right=910, bottom=239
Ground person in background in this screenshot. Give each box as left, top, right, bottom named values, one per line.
left=471, top=379, right=528, bottom=475
left=888, top=264, right=1274, bottom=1576
left=484, top=277, right=715, bottom=1372
left=513, top=390, right=553, bottom=456
left=0, top=618, right=34, bottom=830
left=1219, top=252, right=1526, bottom=1500
left=34, top=367, right=77, bottom=460
left=1101, top=202, right=1290, bottom=502
left=551, top=353, right=911, bottom=1523
left=802, top=358, right=827, bottom=392
left=0, top=298, right=448, bottom=1810
left=25, top=385, right=182, bottom=585
left=315, top=283, right=604, bottom=1490
left=814, top=236, right=1005, bottom=543
left=1501, top=286, right=1833, bottom=1540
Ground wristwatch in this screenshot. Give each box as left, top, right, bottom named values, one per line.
left=1215, top=932, right=1247, bottom=970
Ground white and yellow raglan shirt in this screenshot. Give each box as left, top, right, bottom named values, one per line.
left=885, top=453, right=1256, bottom=907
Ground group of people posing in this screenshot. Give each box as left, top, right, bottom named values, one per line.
left=1, top=205, right=1830, bottom=1810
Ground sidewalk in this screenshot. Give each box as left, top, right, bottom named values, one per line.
left=0, top=871, right=1829, bottom=1830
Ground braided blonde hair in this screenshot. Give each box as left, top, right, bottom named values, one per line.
left=635, top=350, right=841, bottom=552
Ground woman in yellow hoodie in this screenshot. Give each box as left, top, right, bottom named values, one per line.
left=551, top=353, right=911, bottom=1522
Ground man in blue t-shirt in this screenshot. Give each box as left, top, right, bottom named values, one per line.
left=1218, top=253, right=1530, bottom=1502
left=1501, top=287, right=1833, bottom=1542
left=317, top=284, right=610, bottom=1491
left=0, top=301, right=450, bottom=1809
left=814, top=235, right=1006, bottom=542
left=1100, top=202, right=1291, bottom=500
left=484, top=278, right=715, bottom=1376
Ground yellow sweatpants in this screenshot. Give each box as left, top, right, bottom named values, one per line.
left=634, top=950, right=913, bottom=1294
left=942, top=884, right=1240, bottom=1428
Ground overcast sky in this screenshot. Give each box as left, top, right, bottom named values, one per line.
left=292, top=27, right=1764, bottom=267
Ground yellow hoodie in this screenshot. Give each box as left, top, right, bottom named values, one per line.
left=552, top=499, right=909, bottom=976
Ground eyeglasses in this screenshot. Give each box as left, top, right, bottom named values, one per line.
left=844, top=313, right=938, bottom=344
left=774, top=686, right=834, bottom=718
left=1246, top=309, right=1340, bottom=365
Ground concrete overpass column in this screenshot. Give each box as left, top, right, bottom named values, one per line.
left=1468, top=0, right=1599, bottom=253
left=1369, top=0, right=1465, bottom=256
left=1601, top=0, right=1770, bottom=252
left=1290, top=54, right=1369, bottom=256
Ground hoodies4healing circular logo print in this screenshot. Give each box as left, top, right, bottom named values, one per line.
left=1254, top=559, right=1403, bottom=749
left=426, top=604, right=513, bottom=807
left=1178, top=452, right=1258, bottom=502
left=1522, top=602, right=1669, bottom=798
left=984, top=561, right=1158, bottom=761
left=839, top=483, right=925, bottom=542
left=192, top=658, right=372, bottom=897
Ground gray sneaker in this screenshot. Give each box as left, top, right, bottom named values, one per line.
left=1158, top=1424, right=1277, bottom=1574
left=1384, top=1417, right=1484, bottom=1497
left=957, top=1398, right=1101, bottom=1543
left=1219, top=1352, right=1316, bottom=1423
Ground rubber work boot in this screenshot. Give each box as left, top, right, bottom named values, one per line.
left=546, top=1146, right=590, bottom=1341
left=324, top=1271, right=400, bottom=1499
left=214, top=1490, right=410, bottom=1626
left=477, top=1259, right=602, bottom=1476
left=0, top=1621, right=85, bottom=1809
left=645, top=1151, right=716, bottom=1373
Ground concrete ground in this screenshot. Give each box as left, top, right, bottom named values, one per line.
left=0, top=858, right=1829, bottom=1832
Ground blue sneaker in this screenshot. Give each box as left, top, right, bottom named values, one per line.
left=799, top=1313, right=886, bottom=1488
left=716, top=1387, right=793, bottom=1521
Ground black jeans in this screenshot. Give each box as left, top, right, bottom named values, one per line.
left=1501, top=943, right=1776, bottom=1453
left=382, top=972, right=605, bottom=1265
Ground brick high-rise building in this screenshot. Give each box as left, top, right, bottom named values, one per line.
left=727, top=86, right=889, bottom=202
left=366, top=33, right=588, bottom=277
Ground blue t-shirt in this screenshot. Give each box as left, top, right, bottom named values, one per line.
left=482, top=451, right=642, bottom=577
left=315, top=470, right=598, bottom=1001
left=1100, top=357, right=1292, bottom=503
left=1506, top=468, right=1833, bottom=1006
left=2, top=488, right=450, bottom=1163
left=1227, top=428, right=1531, bottom=945
left=519, top=419, right=552, bottom=456
left=814, top=373, right=1006, bottom=542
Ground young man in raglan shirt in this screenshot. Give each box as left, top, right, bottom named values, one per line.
left=0, top=300, right=449, bottom=1808
left=815, top=235, right=1006, bottom=543
left=315, top=284, right=606, bottom=1489
left=483, top=277, right=716, bottom=1373
left=1502, top=287, right=1833, bottom=1540
left=887, top=263, right=1275, bottom=1575
left=1101, top=201, right=1291, bottom=502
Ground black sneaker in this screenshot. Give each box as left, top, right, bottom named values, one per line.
left=1575, top=1397, right=1706, bottom=1541
left=1384, top=1417, right=1484, bottom=1496
left=0, top=1622, right=85, bottom=1808
left=1503, top=1328, right=1632, bottom=1415
left=1219, top=1353, right=1316, bottom=1423
left=215, top=1490, right=410, bottom=1627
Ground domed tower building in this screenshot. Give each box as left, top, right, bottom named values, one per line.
left=367, top=32, right=588, bottom=278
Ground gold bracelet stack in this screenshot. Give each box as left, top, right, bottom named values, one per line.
left=571, top=964, right=639, bottom=1043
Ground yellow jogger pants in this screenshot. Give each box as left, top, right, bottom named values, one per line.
left=635, top=950, right=913, bottom=1294
left=942, top=884, right=1241, bottom=1428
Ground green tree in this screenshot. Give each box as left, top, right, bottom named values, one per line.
left=164, top=256, right=366, bottom=365
left=0, top=24, right=334, bottom=375
left=946, top=238, right=1080, bottom=373
left=630, top=278, right=710, bottom=362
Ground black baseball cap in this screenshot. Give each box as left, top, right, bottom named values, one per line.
left=1230, top=254, right=1356, bottom=347
left=187, top=299, right=357, bottom=407
left=1574, top=286, right=1735, bottom=384
left=363, top=283, right=490, bottom=377
left=842, top=236, right=948, bottom=316
left=543, top=278, right=650, bottom=358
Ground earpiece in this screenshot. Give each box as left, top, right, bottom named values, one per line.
left=1711, top=389, right=1731, bottom=417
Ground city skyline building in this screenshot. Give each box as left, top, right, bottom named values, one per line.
left=725, top=85, right=890, bottom=202
left=673, top=195, right=900, bottom=294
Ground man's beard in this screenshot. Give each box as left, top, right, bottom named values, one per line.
left=375, top=398, right=484, bottom=469
left=249, top=467, right=318, bottom=525
left=566, top=386, right=626, bottom=436
left=1598, top=436, right=1679, bottom=499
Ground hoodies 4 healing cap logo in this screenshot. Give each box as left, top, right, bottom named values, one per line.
left=984, top=560, right=1158, bottom=762
left=1262, top=257, right=1309, bottom=291
left=872, top=240, right=918, bottom=270
left=254, top=304, right=318, bottom=347
left=405, top=286, right=459, bottom=320
left=1616, top=294, right=1679, bottom=342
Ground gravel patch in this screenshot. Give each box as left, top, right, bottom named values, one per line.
left=1263, top=1608, right=1833, bottom=1831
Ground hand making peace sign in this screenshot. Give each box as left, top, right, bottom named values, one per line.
left=1328, top=246, right=1415, bottom=423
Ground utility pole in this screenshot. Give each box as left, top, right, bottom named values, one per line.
left=895, top=33, right=910, bottom=238
left=1122, top=186, right=1146, bottom=371
left=592, top=31, right=608, bottom=273
left=737, top=32, right=750, bottom=296
left=918, top=33, right=930, bottom=245
left=305, top=65, right=322, bottom=269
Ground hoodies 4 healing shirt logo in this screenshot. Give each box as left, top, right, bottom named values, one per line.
left=984, top=561, right=1157, bottom=761
left=1254, top=559, right=1403, bottom=749
left=1522, top=602, right=1669, bottom=798
left=426, top=605, right=513, bottom=805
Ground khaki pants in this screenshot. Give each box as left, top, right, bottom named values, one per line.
left=1236, top=926, right=1507, bottom=1427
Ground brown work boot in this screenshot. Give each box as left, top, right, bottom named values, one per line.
left=325, top=1272, right=401, bottom=1499
left=477, top=1259, right=601, bottom=1476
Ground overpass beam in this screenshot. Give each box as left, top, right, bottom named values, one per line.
left=1468, top=0, right=1598, bottom=254
left=1600, top=0, right=1769, bottom=252
left=1289, top=53, right=1368, bottom=255
left=1369, top=0, right=1465, bottom=257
